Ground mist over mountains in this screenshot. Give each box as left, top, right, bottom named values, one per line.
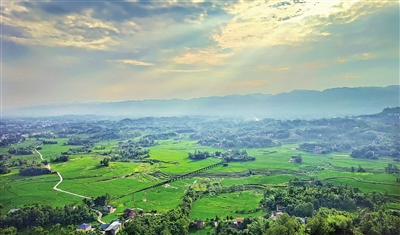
left=5, top=86, right=399, bottom=119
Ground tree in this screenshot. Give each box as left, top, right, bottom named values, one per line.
left=358, top=165, right=366, bottom=172
left=307, top=214, right=333, bottom=235
left=351, top=166, right=355, bottom=173
left=100, top=157, right=110, bottom=166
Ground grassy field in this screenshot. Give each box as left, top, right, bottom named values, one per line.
left=1, top=139, right=399, bottom=225
left=190, top=190, right=264, bottom=220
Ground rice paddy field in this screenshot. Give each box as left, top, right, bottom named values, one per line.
left=1, top=138, right=399, bottom=224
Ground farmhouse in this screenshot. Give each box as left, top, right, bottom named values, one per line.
left=235, top=218, right=244, bottom=224
left=270, top=212, right=283, bottom=221
left=123, top=208, right=136, bottom=218
left=99, top=223, right=110, bottom=231
left=77, top=223, right=91, bottom=231
left=103, top=205, right=116, bottom=213
left=104, top=221, right=122, bottom=235
left=276, top=205, right=285, bottom=212
left=194, top=220, right=204, bottom=228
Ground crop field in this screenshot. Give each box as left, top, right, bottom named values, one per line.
left=190, top=190, right=264, bottom=220
left=1, top=138, right=400, bottom=228
left=149, top=140, right=223, bottom=174
left=220, top=174, right=293, bottom=186
left=0, top=174, right=81, bottom=212
left=325, top=178, right=400, bottom=196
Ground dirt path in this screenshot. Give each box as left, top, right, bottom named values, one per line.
left=35, top=149, right=106, bottom=224
left=91, top=209, right=106, bottom=224
left=35, top=149, right=51, bottom=170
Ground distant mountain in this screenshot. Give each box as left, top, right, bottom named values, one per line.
left=4, top=86, right=399, bottom=119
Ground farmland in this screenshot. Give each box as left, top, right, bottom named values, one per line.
left=0, top=111, right=399, bottom=234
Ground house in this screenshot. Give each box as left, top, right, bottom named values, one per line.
left=276, top=205, right=285, bottom=212
left=105, top=221, right=122, bottom=235
left=123, top=208, right=135, bottom=218
left=99, top=223, right=110, bottom=231
left=103, top=205, right=116, bottom=213
left=77, top=223, right=91, bottom=231
left=270, top=212, right=283, bottom=221
left=194, top=220, right=204, bottom=228
left=235, top=218, right=244, bottom=224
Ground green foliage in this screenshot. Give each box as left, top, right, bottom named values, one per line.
left=0, top=203, right=96, bottom=231
left=51, top=154, right=69, bottom=162
left=123, top=208, right=190, bottom=235
left=261, top=184, right=387, bottom=216
left=299, top=142, right=351, bottom=154
left=100, top=157, right=110, bottom=166
left=385, top=163, right=399, bottom=174
left=0, top=164, right=10, bottom=174
left=19, top=167, right=52, bottom=176
left=358, top=209, right=400, bottom=235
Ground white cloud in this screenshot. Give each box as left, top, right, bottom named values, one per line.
left=173, top=47, right=233, bottom=66
left=157, top=69, right=209, bottom=73
left=108, top=60, right=155, bottom=66
left=212, top=0, right=395, bottom=49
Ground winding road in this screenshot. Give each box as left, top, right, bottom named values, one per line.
left=35, top=149, right=106, bottom=224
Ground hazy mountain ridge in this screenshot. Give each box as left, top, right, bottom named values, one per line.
left=5, top=86, right=399, bottom=119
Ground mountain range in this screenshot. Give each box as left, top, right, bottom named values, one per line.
left=4, top=85, right=399, bottom=119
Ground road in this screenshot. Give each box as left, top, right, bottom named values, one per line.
left=35, top=149, right=106, bottom=224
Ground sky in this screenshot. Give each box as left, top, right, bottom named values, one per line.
left=2, top=0, right=399, bottom=109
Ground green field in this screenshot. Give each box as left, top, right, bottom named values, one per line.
left=1, top=139, right=399, bottom=226
left=190, top=191, right=264, bottom=220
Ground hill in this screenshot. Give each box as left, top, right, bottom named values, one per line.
left=4, top=85, right=399, bottom=119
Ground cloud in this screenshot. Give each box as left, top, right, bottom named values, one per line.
left=173, top=47, right=233, bottom=66
left=157, top=69, right=209, bottom=73
left=337, top=58, right=347, bottom=63
left=275, top=67, right=290, bottom=71
left=2, top=5, right=121, bottom=50
left=108, top=59, right=154, bottom=66
left=211, top=0, right=395, bottom=50
left=354, top=53, right=375, bottom=60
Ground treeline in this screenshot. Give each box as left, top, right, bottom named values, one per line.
left=223, top=149, right=255, bottom=162
left=0, top=134, right=25, bottom=147
left=64, top=137, right=94, bottom=146
left=0, top=204, right=96, bottom=230
left=351, top=144, right=400, bottom=159
left=51, top=154, right=69, bottom=162
left=299, top=142, right=351, bottom=154
left=188, top=150, right=255, bottom=162
left=216, top=207, right=400, bottom=235
left=197, top=136, right=280, bottom=149
left=261, top=183, right=386, bottom=216
left=7, top=147, right=33, bottom=155
left=188, top=150, right=213, bottom=160
left=19, top=167, right=52, bottom=176
left=114, top=141, right=150, bottom=161
left=83, top=193, right=110, bottom=207
left=42, top=140, right=58, bottom=144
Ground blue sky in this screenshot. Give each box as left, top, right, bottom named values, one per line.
left=2, top=0, right=399, bottom=109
